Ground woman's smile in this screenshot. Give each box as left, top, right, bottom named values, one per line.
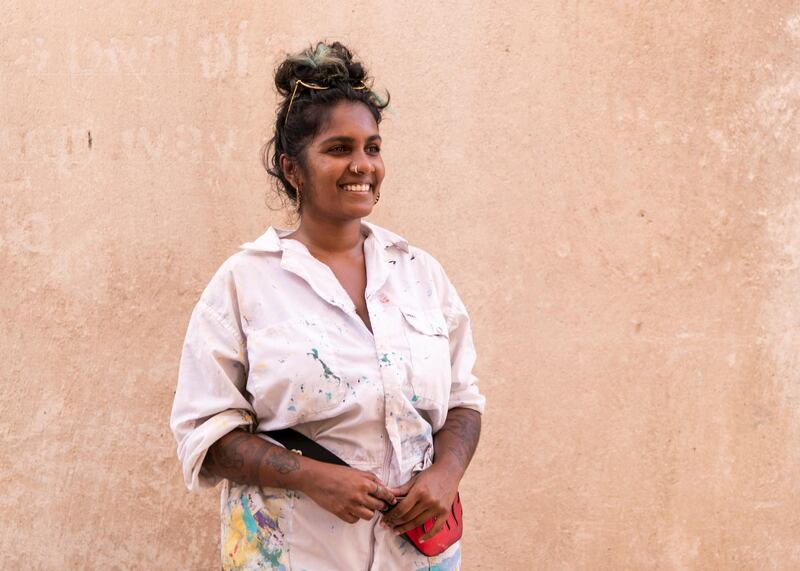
left=340, top=183, right=372, bottom=193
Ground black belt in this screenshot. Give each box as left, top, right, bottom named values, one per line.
left=265, top=428, right=349, bottom=467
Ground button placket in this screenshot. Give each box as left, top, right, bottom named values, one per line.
left=368, top=299, right=406, bottom=468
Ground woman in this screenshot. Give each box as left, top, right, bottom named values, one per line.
left=170, top=41, right=485, bottom=570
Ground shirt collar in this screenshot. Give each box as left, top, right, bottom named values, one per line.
left=239, top=220, right=409, bottom=254
left=361, top=220, right=409, bottom=253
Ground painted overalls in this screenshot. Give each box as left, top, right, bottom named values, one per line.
left=170, top=221, right=485, bottom=570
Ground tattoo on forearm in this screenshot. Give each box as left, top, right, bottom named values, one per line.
left=248, top=441, right=271, bottom=482
left=266, top=448, right=300, bottom=475
left=209, top=432, right=248, bottom=470
left=434, top=409, right=481, bottom=470
left=205, top=429, right=300, bottom=488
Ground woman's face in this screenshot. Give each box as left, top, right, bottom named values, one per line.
left=293, top=100, right=385, bottom=222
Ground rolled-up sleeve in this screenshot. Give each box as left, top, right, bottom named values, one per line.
left=433, top=263, right=486, bottom=415
left=170, top=298, right=256, bottom=491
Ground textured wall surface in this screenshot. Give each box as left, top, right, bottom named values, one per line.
left=2, top=1, right=800, bottom=569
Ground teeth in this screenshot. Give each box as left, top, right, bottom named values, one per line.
left=341, top=184, right=371, bottom=192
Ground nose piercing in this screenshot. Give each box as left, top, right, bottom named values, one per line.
left=350, top=162, right=361, bottom=175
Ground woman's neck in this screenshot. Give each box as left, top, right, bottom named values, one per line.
left=287, top=216, right=366, bottom=257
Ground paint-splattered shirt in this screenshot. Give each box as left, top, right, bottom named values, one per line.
left=171, top=220, right=485, bottom=492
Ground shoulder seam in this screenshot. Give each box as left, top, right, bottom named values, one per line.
left=196, top=299, right=244, bottom=344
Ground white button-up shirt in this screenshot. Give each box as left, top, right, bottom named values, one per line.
left=171, top=220, right=485, bottom=492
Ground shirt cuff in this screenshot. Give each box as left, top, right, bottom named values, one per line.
left=177, top=409, right=255, bottom=491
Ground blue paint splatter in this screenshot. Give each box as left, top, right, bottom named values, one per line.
left=418, top=546, right=461, bottom=571
left=307, top=348, right=342, bottom=381
left=240, top=494, right=258, bottom=539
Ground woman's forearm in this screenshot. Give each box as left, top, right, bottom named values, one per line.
left=203, top=429, right=319, bottom=491
left=432, top=407, right=482, bottom=477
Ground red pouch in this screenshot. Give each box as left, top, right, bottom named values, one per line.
left=398, top=492, right=463, bottom=557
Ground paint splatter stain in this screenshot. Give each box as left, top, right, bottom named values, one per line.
left=223, top=494, right=288, bottom=570
left=307, top=348, right=342, bottom=381
left=87, top=131, right=92, bottom=149
left=380, top=353, right=392, bottom=366
left=418, top=546, right=461, bottom=571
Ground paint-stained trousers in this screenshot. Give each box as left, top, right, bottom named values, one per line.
left=220, top=474, right=462, bottom=570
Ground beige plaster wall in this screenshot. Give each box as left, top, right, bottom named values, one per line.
left=2, top=1, right=800, bottom=569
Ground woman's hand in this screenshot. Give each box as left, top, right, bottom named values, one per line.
left=380, top=407, right=481, bottom=539
left=380, top=464, right=460, bottom=540
left=302, top=462, right=397, bottom=524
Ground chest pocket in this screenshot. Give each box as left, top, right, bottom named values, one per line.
left=246, top=316, right=347, bottom=422
left=399, top=307, right=452, bottom=407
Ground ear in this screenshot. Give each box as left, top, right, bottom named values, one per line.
left=280, top=154, right=301, bottom=189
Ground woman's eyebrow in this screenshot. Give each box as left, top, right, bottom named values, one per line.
left=319, top=134, right=382, bottom=145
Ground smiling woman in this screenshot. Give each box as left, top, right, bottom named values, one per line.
left=281, top=101, right=385, bottom=225
left=264, top=43, right=389, bottom=218
left=170, top=41, right=485, bottom=571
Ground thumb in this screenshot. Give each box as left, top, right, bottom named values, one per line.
left=387, top=476, right=417, bottom=498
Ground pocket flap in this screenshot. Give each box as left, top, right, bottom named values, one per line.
left=399, top=308, right=449, bottom=337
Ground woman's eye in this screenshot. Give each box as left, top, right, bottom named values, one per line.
left=330, top=145, right=348, bottom=153
left=367, top=145, right=381, bottom=153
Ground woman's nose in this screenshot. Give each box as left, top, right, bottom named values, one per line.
left=350, top=156, right=376, bottom=174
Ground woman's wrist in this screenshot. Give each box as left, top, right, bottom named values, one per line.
left=431, top=408, right=482, bottom=477
left=287, top=456, right=329, bottom=494
left=430, top=455, right=466, bottom=482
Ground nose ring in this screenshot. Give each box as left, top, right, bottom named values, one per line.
left=350, top=162, right=361, bottom=175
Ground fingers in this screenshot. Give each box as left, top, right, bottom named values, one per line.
left=419, top=516, right=446, bottom=541
left=362, top=494, right=388, bottom=513
left=339, top=505, right=375, bottom=523
left=388, top=505, right=430, bottom=535
left=353, top=505, right=377, bottom=521
left=368, top=481, right=397, bottom=508
left=340, top=476, right=393, bottom=522
left=381, top=494, right=414, bottom=525
left=308, top=466, right=394, bottom=525
left=387, top=479, right=415, bottom=498
left=381, top=477, right=419, bottom=523
left=381, top=492, right=422, bottom=527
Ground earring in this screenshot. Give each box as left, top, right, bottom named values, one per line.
left=374, top=189, right=380, bottom=204
left=295, top=183, right=302, bottom=210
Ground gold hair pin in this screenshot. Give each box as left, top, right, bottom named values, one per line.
left=285, top=79, right=369, bottom=125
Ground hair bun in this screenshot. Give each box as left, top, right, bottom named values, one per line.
left=274, top=41, right=368, bottom=96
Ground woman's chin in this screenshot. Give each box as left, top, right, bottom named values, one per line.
left=349, top=204, right=375, bottom=218
left=338, top=195, right=376, bottom=216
